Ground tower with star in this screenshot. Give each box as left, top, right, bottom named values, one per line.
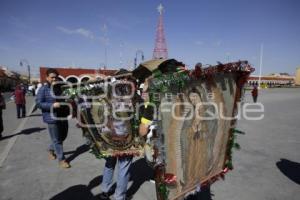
left=153, top=3, right=168, bottom=59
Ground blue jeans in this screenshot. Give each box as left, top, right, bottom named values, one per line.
left=16, top=104, right=26, bottom=118
left=48, top=121, right=68, bottom=161
left=101, top=156, right=133, bottom=200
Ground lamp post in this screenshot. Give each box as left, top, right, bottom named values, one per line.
left=134, top=50, right=144, bottom=68
left=19, top=59, right=31, bottom=83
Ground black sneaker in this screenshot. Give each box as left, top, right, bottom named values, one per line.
left=99, top=192, right=110, bottom=200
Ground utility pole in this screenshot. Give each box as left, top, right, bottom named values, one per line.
left=20, top=59, right=31, bottom=83
left=134, top=50, right=145, bottom=68
left=258, top=44, right=263, bottom=88
left=102, top=23, right=108, bottom=70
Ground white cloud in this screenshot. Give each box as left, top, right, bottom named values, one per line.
left=57, top=26, right=72, bottom=34
left=76, top=28, right=94, bottom=39
left=57, top=26, right=94, bottom=40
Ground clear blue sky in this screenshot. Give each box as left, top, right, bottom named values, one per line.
left=1, top=0, right=300, bottom=76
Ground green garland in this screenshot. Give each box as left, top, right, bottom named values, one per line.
left=158, top=183, right=169, bottom=200
left=150, top=71, right=190, bottom=93
left=90, top=145, right=103, bottom=159
left=62, top=86, right=105, bottom=99
left=225, top=128, right=245, bottom=169
left=149, top=71, right=190, bottom=103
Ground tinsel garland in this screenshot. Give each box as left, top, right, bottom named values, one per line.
left=158, top=183, right=169, bottom=200
left=90, top=145, right=102, bottom=159
left=62, top=85, right=105, bottom=99
left=225, top=128, right=245, bottom=169
left=92, top=148, right=143, bottom=158
left=148, top=71, right=190, bottom=103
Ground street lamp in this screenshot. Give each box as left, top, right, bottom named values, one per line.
left=134, top=50, right=144, bottom=68
left=19, top=59, right=31, bottom=83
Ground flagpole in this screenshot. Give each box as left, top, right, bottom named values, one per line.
left=258, top=44, right=263, bottom=89
left=20, top=59, right=31, bottom=84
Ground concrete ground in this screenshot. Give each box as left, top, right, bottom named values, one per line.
left=0, top=88, right=300, bottom=200
left=212, top=88, right=300, bottom=200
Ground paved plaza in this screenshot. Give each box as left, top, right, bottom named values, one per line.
left=0, top=88, right=300, bottom=200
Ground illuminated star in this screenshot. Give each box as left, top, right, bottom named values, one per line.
left=157, top=3, right=164, bottom=15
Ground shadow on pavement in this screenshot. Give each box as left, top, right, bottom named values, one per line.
left=28, top=113, right=42, bottom=117
left=127, top=158, right=155, bottom=197
left=48, top=157, right=213, bottom=200
left=49, top=176, right=102, bottom=200
left=276, top=158, right=300, bottom=185
left=65, top=144, right=90, bottom=163
left=0, top=127, right=46, bottom=141
left=185, top=186, right=213, bottom=200
left=126, top=158, right=213, bottom=199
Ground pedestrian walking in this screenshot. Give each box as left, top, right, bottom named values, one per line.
left=35, top=83, right=43, bottom=95
left=32, top=83, right=43, bottom=113
left=36, top=68, right=70, bottom=169
left=14, top=85, right=26, bottom=118
left=0, top=87, right=6, bottom=138
left=251, top=86, right=258, bottom=103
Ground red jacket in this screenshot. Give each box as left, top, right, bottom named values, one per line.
left=251, top=88, right=258, bottom=97
left=14, top=88, right=26, bottom=105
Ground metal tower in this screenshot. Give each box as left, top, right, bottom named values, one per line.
left=153, top=3, right=168, bottom=59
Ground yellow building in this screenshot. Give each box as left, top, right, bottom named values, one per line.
left=296, top=67, right=300, bottom=86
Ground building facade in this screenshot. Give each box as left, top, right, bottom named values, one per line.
left=296, top=67, right=300, bottom=86
left=39, top=67, right=117, bottom=83
left=0, top=67, right=26, bottom=91
left=248, top=74, right=295, bottom=87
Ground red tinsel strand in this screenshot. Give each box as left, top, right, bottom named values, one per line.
left=222, top=167, right=230, bottom=173
left=164, top=173, right=177, bottom=185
